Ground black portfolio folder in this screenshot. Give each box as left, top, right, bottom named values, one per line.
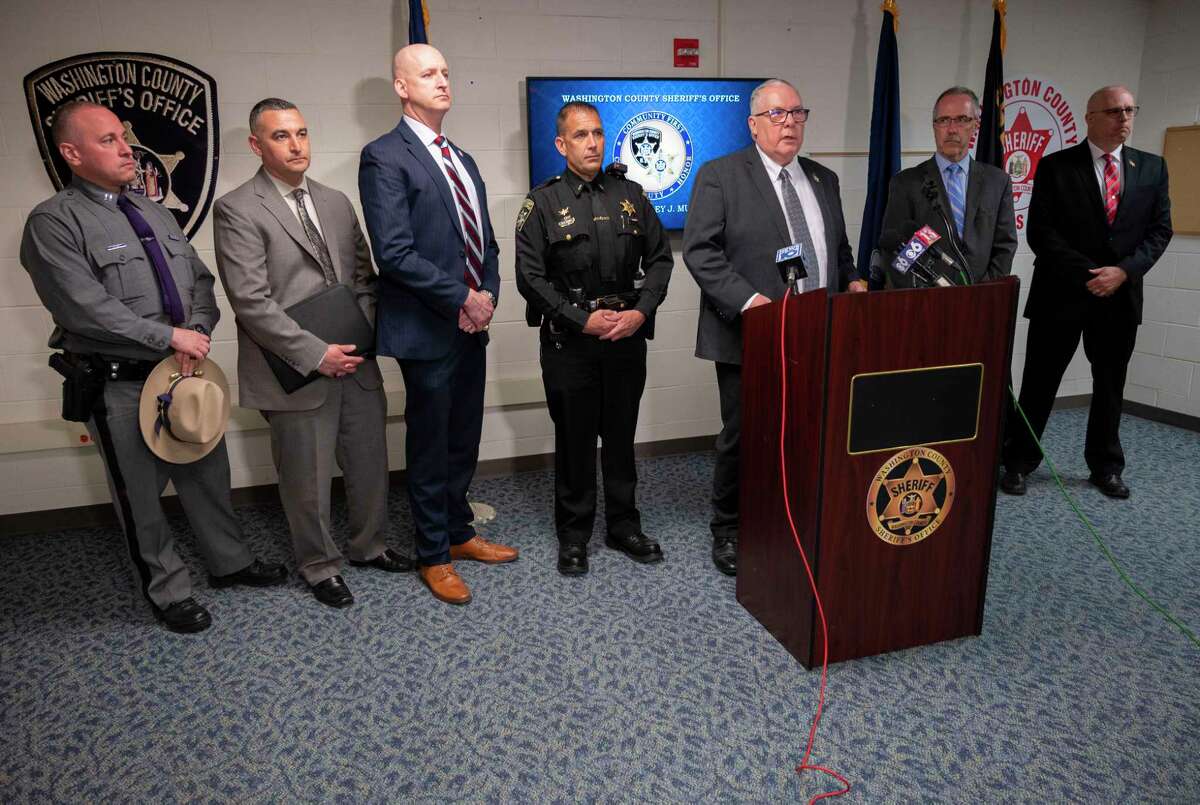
left=263, top=283, right=375, bottom=394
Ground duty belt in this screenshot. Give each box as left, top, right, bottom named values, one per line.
left=585, top=292, right=639, bottom=312
left=65, top=351, right=158, bottom=382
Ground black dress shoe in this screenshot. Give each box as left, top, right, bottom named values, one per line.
left=712, top=537, right=737, bottom=576
left=210, top=559, right=289, bottom=588
left=156, top=597, right=212, bottom=633
left=349, top=548, right=415, bottom=573
left=605, top=532, right=664, bottom=564
left=999, top=469, right=1027, bottom=496
left=1089, top=473, right=1130, bottom=499
left=311, top=575, right=354, bottom=608
left=557, top=543, right=589, bottom=576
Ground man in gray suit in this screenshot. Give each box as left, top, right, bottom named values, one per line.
left=683, top=78, right=866, bottom=576
left=880, top=86, right=1017, bottom=286
left=214, top=98, right=412, bottom=609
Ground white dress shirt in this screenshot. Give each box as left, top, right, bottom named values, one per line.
left=268, top=172, right=324, bottom=239
left=754, top=146, right=828, bottom=298
left=404, top=115, right=484, bottom=244
left=1088, top=139, right=1124, bottom=205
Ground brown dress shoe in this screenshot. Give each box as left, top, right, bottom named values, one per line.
left=449, top=535, right=519, bottom=564
left=419, top=563, right=472, bottom=605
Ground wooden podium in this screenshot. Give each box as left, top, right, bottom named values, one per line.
left=737, top=278, right=1019, bottom=667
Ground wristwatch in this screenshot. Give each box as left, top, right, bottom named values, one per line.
left=478, top=289, right=496, bottom=305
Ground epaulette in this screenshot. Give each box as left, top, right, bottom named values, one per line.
left=532, top=174, right=563, bottom=192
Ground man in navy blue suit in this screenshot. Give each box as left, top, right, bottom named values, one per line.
left=359, top=44, right=518, bottom=605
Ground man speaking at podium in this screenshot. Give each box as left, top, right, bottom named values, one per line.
left=879, top=87, right=1017, bottom=286
left=683, top=79, right=865, bottom=576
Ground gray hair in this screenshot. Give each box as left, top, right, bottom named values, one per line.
left=249, top=97, right=298, bottom=133
left=933, top=86, right=980, bottom=119
left=750, top=79, right=800, bottom=114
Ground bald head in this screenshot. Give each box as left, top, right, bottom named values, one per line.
left=1085, top=84, right=1136, bottom=152
left=391, top=44, right=451, bottom=130
left=53, top=103, right=136, bottom=191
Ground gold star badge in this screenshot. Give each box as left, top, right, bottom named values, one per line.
left=620, top=199, right=636, bottom=216
left=880, top=458, right=944, bottom=535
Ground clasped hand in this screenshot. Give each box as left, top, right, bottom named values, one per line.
left=458, top=289, right=494, bottom=334
left=583, top=309, right=645, bottom=341
left=1086, top=266, right=1127, bottom=297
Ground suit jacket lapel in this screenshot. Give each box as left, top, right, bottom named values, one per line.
left=923, top=158, right=958, bottom=244
left=254, top=168, right=321, bottom=266
left=798, top=158, right=838, bottom=266
left=1072, top=142, right=1108, bottom=226
left=399, top=119, right=465, bottom=244
left=744, top=147, right=790, bottom=246
left=963, top=158, right=985, bottom=249
left=306, top=179, right=344, bottom=280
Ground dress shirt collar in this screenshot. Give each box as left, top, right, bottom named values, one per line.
left=72, top=175, right=123, bottom=207
left=404, top=114, right=442, bottom=147
left=1087, top=139, right=1123, bottom=162
left=564, top=168, right=604, bottom=197
left=266, top=170, right=310, bottom=200
left=755, top=145, right=801, bottom=184
left=934, top=151, right=971, bottom=175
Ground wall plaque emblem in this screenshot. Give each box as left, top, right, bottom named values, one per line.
left=24, top=52, right=219, bottom=239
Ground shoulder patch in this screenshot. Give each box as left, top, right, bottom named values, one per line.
left=516, top=198, right=535, bottom=232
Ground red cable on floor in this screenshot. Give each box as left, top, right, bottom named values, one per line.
left=777, top=288, right=851, bottom=804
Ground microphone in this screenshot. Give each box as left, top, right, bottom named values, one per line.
left=885, top=221, right=952, bottom=288
left=775, top=243, right=809, bottom=294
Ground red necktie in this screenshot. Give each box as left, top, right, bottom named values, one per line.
left=1102, top=154, right=1120, bottom=226
left=434, top=135, right=482, bottom=289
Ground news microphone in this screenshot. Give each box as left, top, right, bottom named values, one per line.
left=889, top=223, right=952, bottom=287
left=775, top=242, right=808, bottom=294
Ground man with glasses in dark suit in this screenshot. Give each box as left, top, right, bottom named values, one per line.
left=1001, top=85, right=1172, bottom=499
left=683, top=79, right=865, bottom=576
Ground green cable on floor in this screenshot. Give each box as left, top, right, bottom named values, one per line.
left=1008, top=387, right=1199, bottom=650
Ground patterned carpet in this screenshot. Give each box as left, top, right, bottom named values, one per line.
left=1, top=409, right=1197, bottom=803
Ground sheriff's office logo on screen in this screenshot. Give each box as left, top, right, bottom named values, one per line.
left=24, top=52, right=220, bottom=240
left=612, top=111, right=693, bottom=201
left=997, top=75, right=1080, bottom=232
left=866, top=447, right=956, bottom=546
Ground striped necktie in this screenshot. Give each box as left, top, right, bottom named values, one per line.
left=1102, top=154, right=1120, bottom=226
left=433, top=135, right=482, bottom=289
left=945, top=163, right=966, bottom=238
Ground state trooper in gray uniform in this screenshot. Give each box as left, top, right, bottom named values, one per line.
left=20, top=100, right=286, bottom=633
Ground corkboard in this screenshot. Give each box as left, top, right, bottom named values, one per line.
left=1164, top=125, right=1200, bottom=235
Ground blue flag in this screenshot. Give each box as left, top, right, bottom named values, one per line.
left=409, top=0, right=428, bottom=44
left=858, top=9, right=901, bottom=290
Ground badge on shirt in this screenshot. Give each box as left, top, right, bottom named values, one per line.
left=556, top=207, right=575, bottom=228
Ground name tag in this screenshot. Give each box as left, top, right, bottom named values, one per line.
left=105, top=243, right=127, bottom=251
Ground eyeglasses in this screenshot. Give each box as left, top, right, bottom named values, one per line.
left=932, top=115, right=979, bottom=128
left=754, top=107, right=811, bottom=124
left=1091, top=106, right=1139, bottom=119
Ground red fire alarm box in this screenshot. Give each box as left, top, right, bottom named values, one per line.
left=674, top=38, right=699, bottom=68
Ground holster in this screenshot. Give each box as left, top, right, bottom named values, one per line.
left=49, top=352, right=106, bottom=422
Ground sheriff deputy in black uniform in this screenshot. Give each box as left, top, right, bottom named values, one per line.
left=515, top=101, right=673, bottom=576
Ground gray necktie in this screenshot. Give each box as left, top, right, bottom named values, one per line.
left=292, top=188, right=337, bottom=286
left=778, top=169, right=819, bottom=291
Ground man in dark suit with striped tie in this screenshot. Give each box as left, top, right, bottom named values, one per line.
left=359, top=44, right=518, bottom=605
left=1001, top=85, right=1172, bottom=499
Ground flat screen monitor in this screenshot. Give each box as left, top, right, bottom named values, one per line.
left=525, top=76, right=764, bottom=230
